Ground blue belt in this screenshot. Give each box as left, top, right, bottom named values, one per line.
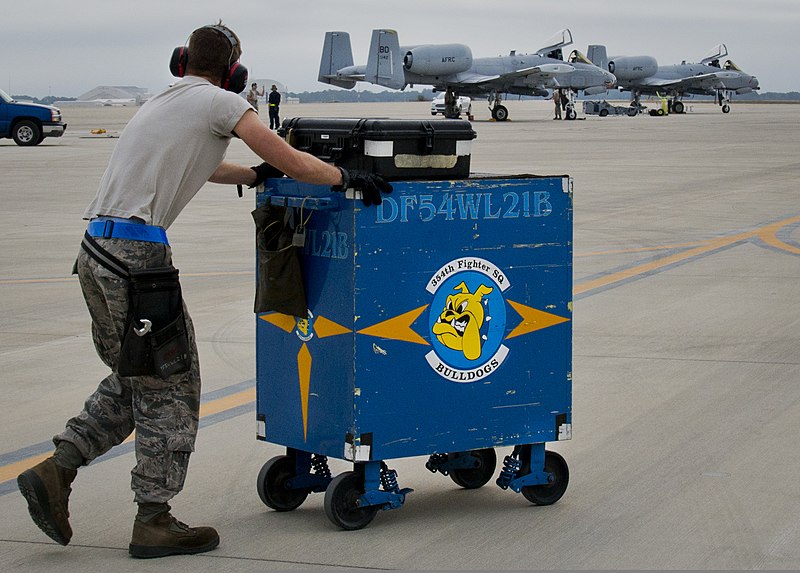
left=87, top=218, right=169, bottom=245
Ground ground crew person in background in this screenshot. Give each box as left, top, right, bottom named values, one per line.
left=16, top=22, right=391, bottom=560
left=444, top=87, right=457, bottom=119
left=268, top=84, right=281, bottom=130
left=552, top=89, right=562, bottom=119
left=247, top=82, right=264, bottom=111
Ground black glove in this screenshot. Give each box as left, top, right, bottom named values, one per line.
left=249, top=162, right=285, bottom=188
left=333, top=167, right=393, bottom=206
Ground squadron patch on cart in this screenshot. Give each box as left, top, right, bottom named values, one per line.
left=294, top=310, right=315, bottom=342
left=426, top=257, right=510, bottom=382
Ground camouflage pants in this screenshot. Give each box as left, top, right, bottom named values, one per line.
left=54, top=237, right=201, bottom=504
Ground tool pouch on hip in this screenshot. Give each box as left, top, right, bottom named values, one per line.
left=252, top=203, right=308, bottom=318
left=118, top=266, right=191, bottom=379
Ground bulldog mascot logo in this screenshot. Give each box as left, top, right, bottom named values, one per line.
left=426, top=257, right=510, bottom=383
left=432, top=282, right=494, bottom=361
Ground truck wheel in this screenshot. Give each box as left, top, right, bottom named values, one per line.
left=599, top=109, right=609, bottom=117
left=13, top=120, right=41, bottom=146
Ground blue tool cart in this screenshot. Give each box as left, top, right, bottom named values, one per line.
left=255, top=174, right=572, bottom=530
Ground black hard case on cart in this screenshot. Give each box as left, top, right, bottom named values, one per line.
left=277, top=118, right=477, bottom=180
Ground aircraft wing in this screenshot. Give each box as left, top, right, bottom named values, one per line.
left=640, top=71, right=741, bottom=91
left=452, top=64, right=575, bottom=86
left=452, top=72, right=502, bottom=85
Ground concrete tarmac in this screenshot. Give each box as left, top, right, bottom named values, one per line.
left=1, top=99, right=799, bottom=571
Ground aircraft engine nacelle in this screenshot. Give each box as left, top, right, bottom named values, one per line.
left=607, top=56, right=658, bottom=81
left=403, top=44, right=473, bottom=76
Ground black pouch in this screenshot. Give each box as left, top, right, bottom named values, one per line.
left=252, top=203, right=308, bottom=318
left=117, top=266, right=191, bottom=379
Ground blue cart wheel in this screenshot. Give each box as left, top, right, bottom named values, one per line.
left=450, top=448, right=497, bottom=489
left=324, top=471, right=379, bottom=530
left=521, top=450, right=569, bottom=506
left=257, top=455, right=309, bottom=511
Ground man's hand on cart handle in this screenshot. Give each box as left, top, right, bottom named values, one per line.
left=237, top=162, right=285, bottom=198
left=249, top=162, right=285, bottom=188
left=333, top=167, right=393, bottom=206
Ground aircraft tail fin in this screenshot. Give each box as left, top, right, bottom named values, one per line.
left=587, top=45, right=608, bottom=70
left=365, top=29, right=405, bottom=90
left=319, top=31, right=357, bottom=89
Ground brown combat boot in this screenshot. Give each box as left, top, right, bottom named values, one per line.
left=129, top=512, right=219, bottom=558
left=17, top=457, right=77, bottom=546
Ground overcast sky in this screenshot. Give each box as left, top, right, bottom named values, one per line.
left=3, top=0, right=798, bottom=98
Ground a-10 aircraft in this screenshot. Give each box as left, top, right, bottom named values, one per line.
left=319, top=29, right=616, bottom=121
left=587, top=44, right=759, bottom=114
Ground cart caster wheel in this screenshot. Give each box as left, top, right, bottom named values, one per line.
left=257, top=455, right=309, bottom=511
left=324, top=471, right=379, bottom=530
left=450, top=448, right=497, bottom=489
left=521, top=451, right=569, bottom=506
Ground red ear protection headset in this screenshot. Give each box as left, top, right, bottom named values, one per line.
left=169, top=24, right=248, bottom=93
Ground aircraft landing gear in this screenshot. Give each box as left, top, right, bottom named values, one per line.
left=562, top=90, right=578, bottom=120
left=718, top=90, right=731, bottom=113
left=492, top=105, right=508, bottom=121
left=489, top=92, right=509, bottom=121
left=671, top=100, right=685, bottom=114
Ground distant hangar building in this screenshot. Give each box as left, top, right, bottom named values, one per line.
left=57, top=86, right=151, bottom=106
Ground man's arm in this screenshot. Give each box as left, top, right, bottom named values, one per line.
left=208, top=161, right=257, bottom=185
left=232, top=109, right=342, bottom=186
left=219, top=109, right=392, bottom=206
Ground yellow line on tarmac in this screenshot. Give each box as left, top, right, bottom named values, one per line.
left=574, top=229, right=758, bottom=295
left=576, top=241, right=706, bottom=258
left=757, top=215, right=800, bottom=255
left=0, top=454, right=52, bottom=486
left=0, top=388, right=255, bottom=484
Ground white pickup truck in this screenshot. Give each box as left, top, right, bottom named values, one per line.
left=430, top=94, right=472, bottom=118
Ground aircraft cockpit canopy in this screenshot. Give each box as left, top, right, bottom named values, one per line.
left=700, top=43, right=728, bottom=66
left=568, top=50, right=593, bottom=65
left=537, top=28, right=573, bottom=58
left=723, top=59, right=742, bottom=71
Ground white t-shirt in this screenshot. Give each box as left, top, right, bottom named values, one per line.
left=83, top=76, right=253, bottom=229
